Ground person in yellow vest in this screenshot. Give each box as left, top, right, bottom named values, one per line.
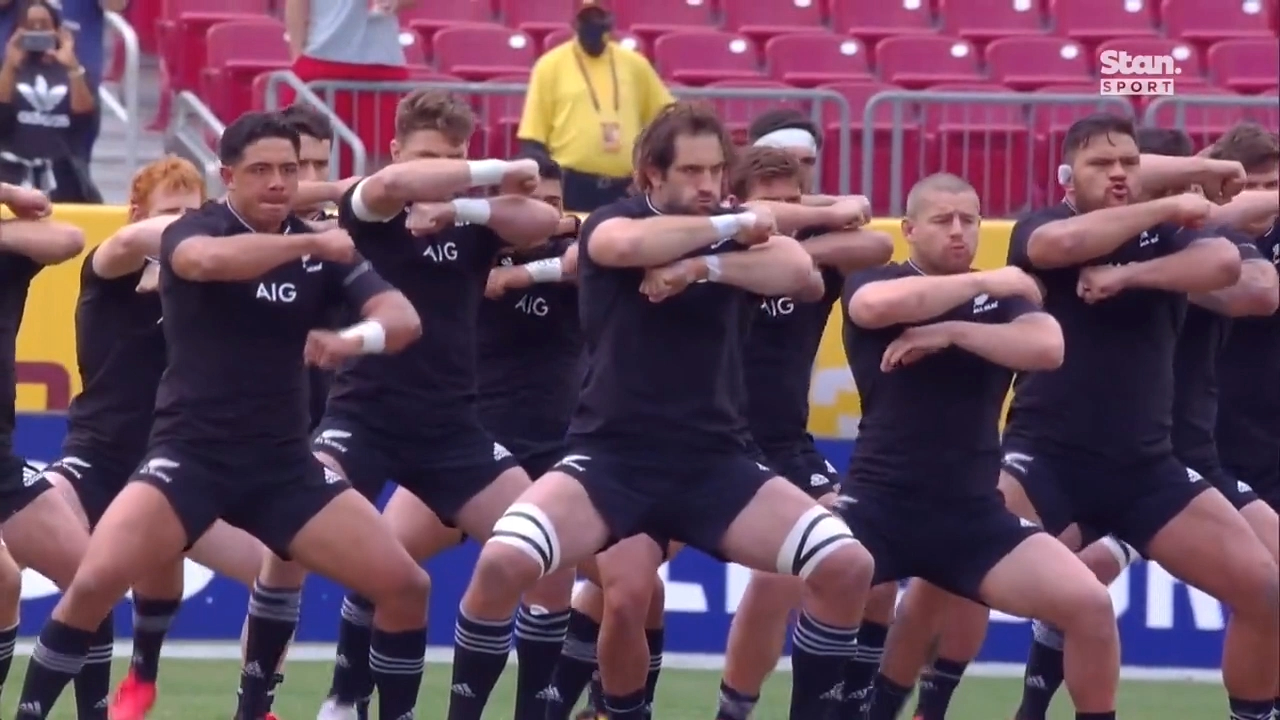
left=518, top=0, right=673, bottom=214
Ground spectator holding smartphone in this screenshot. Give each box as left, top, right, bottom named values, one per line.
left=0, top=0, right=100, bottom=202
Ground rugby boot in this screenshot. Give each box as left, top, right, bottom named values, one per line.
left=108, top=670, right=157, bottom=720
left=316, top=698, right=359, bottom=720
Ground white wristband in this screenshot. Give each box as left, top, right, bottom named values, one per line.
left=467, top=159, right=508, bottom=187
left=525, top=257, right=564, bottom=283
left=339, top=320, right=387, bottom=354
left=704, top=254, right=723, bottom=282
left=450, top=198, right=492, bottom=225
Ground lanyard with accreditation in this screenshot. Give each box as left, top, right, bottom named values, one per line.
left=573, top=47, right=623, bottom=154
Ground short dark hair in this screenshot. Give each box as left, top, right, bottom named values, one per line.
left=219, top=111, right=300, bottom=165
left=747, top=108, right=822, bottom=149
left=515, top=152, right=562, bottom=181
left=395, top=89, right=475, bottom=144
left=1209, top=121, right=1280, bottom=173
left=1136, top=127, right=1194, bottom=157
left=634, top=101, right=734, bottom=192
left=280, top=103, right=333, bottom=143
left=1061, top=113, right=1137, bottom=162
left=730, top=147, right=801, bottom=200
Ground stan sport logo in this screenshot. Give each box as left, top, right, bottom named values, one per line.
left=1098, top=47, right=1189, bottom=97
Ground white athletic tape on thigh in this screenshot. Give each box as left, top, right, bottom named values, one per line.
left=1099, top=534, right=1137, bottom=570
left=489, top=502, right=561, bottom=574
left=776, top=505, right=858, bottom=579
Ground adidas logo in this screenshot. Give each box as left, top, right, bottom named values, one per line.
left=16, top=701, right=43, bottom=717
left=335, top=653, right=350, bottom=668
left=451, top=683, right=475, bottom=698
left=1025, top=674, right=1046, bottom=689
left=819, top=681, right=844, bottom=701
left=16, top=75, right=70, bottom=129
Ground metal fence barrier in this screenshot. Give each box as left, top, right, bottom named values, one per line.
left=262, top=73, right=369, bottom=177
left=102, top=11, right=141, bottom=175
left=1143, top=95, right=1280, bottom=147
left=261, top=77, right=854, bottom=194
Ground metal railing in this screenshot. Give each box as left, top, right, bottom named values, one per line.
left=1143, top=95, right=1280, bottom=148
left=262, top=78, right=853, bottom=194
left=166, top=91, right=225, bottom=195
left=261, top=72, right=369, bottom=178
left=101, top=11, right=141, bottom=174
left=863, top=91, right=1136, bottom=217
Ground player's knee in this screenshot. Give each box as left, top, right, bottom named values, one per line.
left=257, top=555, right=307, bottom=588
left=602, top=576, right=656, bottom=629
left=645, top=575, right=665, bottom=625
left=369, top=564, right=431, bottom=622
left=1228, top=560, right=1280, bottom=630
left=864, top=582, right=898, bottom=624
left=486, top=502, right=561, bottom=577
left=0, top=551, right=20, bottom=607
left=779, top=506, right=869, bottom=583
left=1055, top=580, right=1118, bottom=641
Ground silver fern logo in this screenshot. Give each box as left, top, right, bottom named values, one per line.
left=16, top=74, right=70, bottom=128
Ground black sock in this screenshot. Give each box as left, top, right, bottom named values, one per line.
left=235, top=583, right=301, bottom=720
left=447, top=611, right=512, bottom=720
left=715, top=680, right=758, bottom=720
left=602, top=688, right=646, bottom=720
left=788, top=611, right=858, bottom=719
left=0, top=622, right=19, bottom=698
left=264, top=674, right=284, bottom=713
left=866, top=673, right=912, bottom=720
left=588, top=671, right=604, bottom=709
left=913, top=657, right=967, bottom=720
left=329, top=594, right=376, bottom=706
left=1076, top=713, right=1116, bottom=720
left=841, top=620, right=888, bottom=711
left=544, top=609, right=599, bottom=720
left=1016, top=620, right=1065, bottom=720
left=1230, top=697, right=1275, bottom=720
left=74, top=613, right=113, bottom=720
left=14, top=619, right=92, bottom=718
left=643, top=627, right=663, bottom=712
left=370, top=626, right=427, bottom=720
left=1273, top=697, right=1279, bottom=717
left=513, top=604, right=571, bottom=720
left=129, top=596, right=181, bottom=683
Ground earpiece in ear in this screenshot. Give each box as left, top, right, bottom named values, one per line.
left=1056, top=164, right=1072, bottom=186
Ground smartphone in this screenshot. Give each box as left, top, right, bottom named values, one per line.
left=19, top=31, right=58, bottom=54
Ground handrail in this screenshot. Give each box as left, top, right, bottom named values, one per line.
left=101, top=11, right=140, bottom=174
left=262, top=71, right=368, bottom=178
left=168, top=91, right=225, bottom=194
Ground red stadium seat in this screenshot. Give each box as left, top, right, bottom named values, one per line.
left=499, top=0, right=578, bottom=41
left=201, top=19, right=290, bottom=121
left=401, top=33, right=428, bottom=66
left=158, top=0, right=270, bottom=94
left=653, top=31, right=763, bottom=85
left=612, top=0, right=717, bottom=43
left=764, top=33, right=872, bottom=86
left=398, top=0, right=493, bottom=54
left=1162, top=0, right=1275, bottom=44
left=1207, top=39, right=1280, bottom=93
left=1096, top=37, right=1205, bottom=80
left=818, top=81, right=923, bottom=212
left=923, top=82, right=1034, bottom=215
left=939, top=0, right=1046, bottom=42
left=1050, top=0, right=1158, bottom=41
left=829, top=0, right=935, bottom=43
left=542, top=27, right=647, bottom=55
left=433, top=26, right=537, bottom=81
left=721, top=0, right=826, bottom=43
left=986, top=37, right=1092, bottom=89
left=702, top=79, right=797, bottom=142
left=875, top=36, right=984, bottom=88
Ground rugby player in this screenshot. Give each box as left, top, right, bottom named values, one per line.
left=716, top=147, right=893, bottom=720
left=267, top=90, right=570, bottom=720
left=7, top=111, right=428, bottom=720
left=0, top=183, right=84, bottom=702
left=1006, top=125, right=1280, bottom=720
left=450, top=101, right=874, bottom=720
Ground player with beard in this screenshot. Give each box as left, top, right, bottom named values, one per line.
left=449, top=101, right=874, bottom=720
left=715, top=147, right=893, bottom=720
left=0, top=183, right=83, bottom=703
left=7, top=111, right=427, bottom=720
left=263, top=90, right=569, bottom=720
left=1005, top=125, right=1280, bottom=720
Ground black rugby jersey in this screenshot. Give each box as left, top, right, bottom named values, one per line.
left=325, top=185, right=504, bottom=434
left=151, top=201, right=391, bottom=449
left=744, top=229, right=843, bottom=451
left=1217, top=220, right=1280, bottom=490
left=476, top=236, right=582, bottom=459
left=569, top=195, right=756, bottom=456
left=1171, top=230, right=1266, bottom=476
left=843, top=262, right=1039, bottom=496
left=62, top=249, right=165, bottom=464
left=1005, top=202, right=1211, bottom=461
left=0, top=249, right=41, bottom=456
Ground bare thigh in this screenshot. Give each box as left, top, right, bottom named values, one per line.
left=186, top=521, right=267, bottom=587
left=718, top=476, right=843, bottom=572
left=491, top=471, right=611, bottom=575
left=455, top=465, right=534, bottom=542
left=383, top=487, right=463, bottom=562
left=977, top=533, right=1114, bottom=623
left=44, top=471, right=90, bottom=531
left=1239, top=500, right=1280, bottom=563
left=3, top=487, right=92, bottom=588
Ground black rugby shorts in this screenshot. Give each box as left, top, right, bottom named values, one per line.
left=836, top=484, right=1039, bottom=603
left=132, top=441, right=347, bottom=559
left=552, top=445, right=775, bottom=559
left=312, top=411, right=520, bottom=527
left=755, top=441, right=840, bottom=499
left=1185, top=463, right=1261, bottom=512
left=1001, top=438, right=1210, bottom=553
left=0, top=453, right=53, bottom=523
left=42, top=448, right=137, bottom=527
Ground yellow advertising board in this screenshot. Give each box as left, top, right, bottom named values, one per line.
left=15, top=208, right=1017, bottom=437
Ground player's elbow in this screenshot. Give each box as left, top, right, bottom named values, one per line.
left=1017, top=315, right=1065, bottom=371
left=793, top=268, right=826, bottom=302
left=560, top=243, right=580, bottom=277
left=491, top=196, right=561, bottom=246
left=169, top=240, right=219, bottom=281
left=1024, top=224, right=1084, bottom=269
left=586, top=220, right=644, bottom=267
left=385, top=306, right=423, bottom=353
left=860, top=230, right=896, bottom=267
left=846, top=287, right=897, bottom=330
left=770, top=237, right=819, bottom=294
left=1197, top=238, right=1243, bottom=289
left=42, top=221, right=85, bottom=263
left=6, top=220, right=86, bottom=265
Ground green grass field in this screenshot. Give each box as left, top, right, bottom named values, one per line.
left=0, top=651, right=1228, bottom=719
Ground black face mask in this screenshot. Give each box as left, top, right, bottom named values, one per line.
left=576, top=20, right=609, bottom=56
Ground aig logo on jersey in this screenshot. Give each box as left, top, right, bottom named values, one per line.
left=515, top=294, right=549, bottom=317
left=257, top=282, right=297, bottom=303
left=760, top=297, right=796, bottom=317
left=422, top=241, right=458, bottom=263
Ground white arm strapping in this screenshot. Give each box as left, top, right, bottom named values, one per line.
left=338, top=319, right=387, bottom=354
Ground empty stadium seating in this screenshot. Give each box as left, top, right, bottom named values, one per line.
left=653, top=31, right=762, bottom=85
left=433, top=26, right=537, bottom=80
left=1050, top=0, right=1159, bottom=40
left=764, top=33, right=872, bottom=86
left=721, top=0, right=828, bottom=43
left=939, top=0, right=1045, bottom=41
left=985, top=37, right=1092, bottom=89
